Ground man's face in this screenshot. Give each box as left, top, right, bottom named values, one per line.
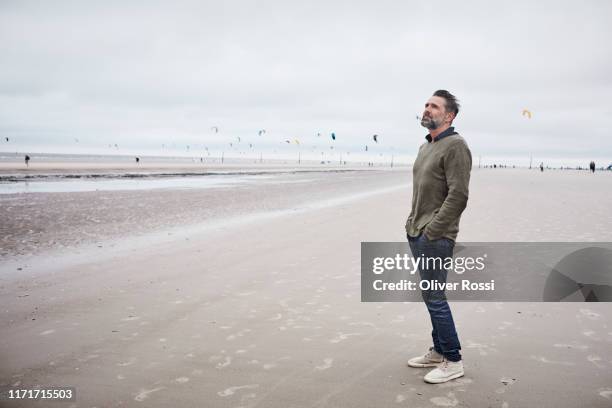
left=421, top=96, right=453, bottom=130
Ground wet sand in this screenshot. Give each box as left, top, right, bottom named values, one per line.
left=0, top=160, right=384, bottom=177
left=1, top=168, right=611, bottom=407
left=0, top=169, right=402, bottom=257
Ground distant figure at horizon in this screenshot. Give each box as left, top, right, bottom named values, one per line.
left=590, top=161, right=596, bottom=173
left=539, top=162, right=544, bottom=172
left=135, top=157, right=140, bottom=164
left=24, top=154, right=30, bottom=167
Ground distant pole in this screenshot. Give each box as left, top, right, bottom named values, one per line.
left=391, top=154, right=394, bottom=168
left=222, top=151, right=224, bottom=164
left=478, top=155, right=481, bottom=168
left=340, top=153, right=342, bottom=165
left=259, top=152, right=262, bottom=163
left=298, top=150, right=301, bottom=164
left=529, top=154, right=532, bottom=169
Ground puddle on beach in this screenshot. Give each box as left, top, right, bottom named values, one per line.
left=0, top=174, right=272, bottom=194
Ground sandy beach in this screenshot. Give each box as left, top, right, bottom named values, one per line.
left=1, top=166, right=611, bottom=407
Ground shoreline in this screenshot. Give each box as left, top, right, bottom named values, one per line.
left=0, top=166, right=398, bottom=182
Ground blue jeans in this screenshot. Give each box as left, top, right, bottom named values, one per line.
left=408, top=233, right=462, bottom=362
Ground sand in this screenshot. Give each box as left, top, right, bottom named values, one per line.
left=1, top=167, right=611, bottom=407
left=0, top=161, right=386, bottom=177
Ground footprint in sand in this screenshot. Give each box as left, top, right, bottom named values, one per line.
left=227, top=329, right=251, bottom=341
left=348, top=321, right=377, bottom=328
left=117, top=357, right=136, bottom=367
left=587, top=355, right=605, bottom=368
left=530, top=355, right=574, bottom=366
left=216, top=356, right=232, bottom=369
left=217, top=384, right=259, bottom=397
left=315, top=358, right=333, bottom=370
left=599, top=387, right=612, bottom=400
left=430, top=392, right=458, bottom=407
left=582, top=330, right=600, bottom=340
left=134, top=386, right=165, bottom=402
left=495, top=377, right=517, bottom=394
left=579, top=309, right=601, bottom=320
left=78, top=354, right=100, bottom=362
left=330, top=332, right=362, bottom=344
left=391, top=315, right=406, bottom=323
left=553, top=342, right=589, bottom=351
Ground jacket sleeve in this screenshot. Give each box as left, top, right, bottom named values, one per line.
left=424, top=140, right=472, bottom=240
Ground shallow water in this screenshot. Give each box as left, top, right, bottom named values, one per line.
left=0, top=174, right=264, bottom=194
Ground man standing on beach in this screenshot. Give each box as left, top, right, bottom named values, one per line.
left=405, top=90, right=472, bottom=384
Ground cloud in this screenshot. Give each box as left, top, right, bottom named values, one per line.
left=1, top=0, right=611, bottom=163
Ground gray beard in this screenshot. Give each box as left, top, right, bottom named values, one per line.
left=420, top=117, right=438, bottom=130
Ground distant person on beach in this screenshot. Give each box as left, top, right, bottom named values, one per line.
left=539, top=162, right=544, bottom=172
left=405, top=90, right=472, bottom=384
left=590, top=161, right=596, bottom=173
left=135, top=157, right=140, bottom=164
left=24, top=154, right=30, bottom=167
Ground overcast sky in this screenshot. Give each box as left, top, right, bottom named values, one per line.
left=1, top=0, right=611, bottom=165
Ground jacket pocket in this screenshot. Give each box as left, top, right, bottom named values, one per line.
left=417, top=208, right=440, bottom=231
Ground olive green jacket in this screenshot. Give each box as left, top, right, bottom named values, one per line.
left=405, top=129, right=472, bottom=241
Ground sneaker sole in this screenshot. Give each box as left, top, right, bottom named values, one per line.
left=424, top=370, right=464, bottom=384
left=407, top=360, right=443, bottom=368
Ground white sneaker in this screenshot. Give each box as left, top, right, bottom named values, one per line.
left=407, top=347, right=444, bottom=368
left=424, top=359, right=464, bottom=384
